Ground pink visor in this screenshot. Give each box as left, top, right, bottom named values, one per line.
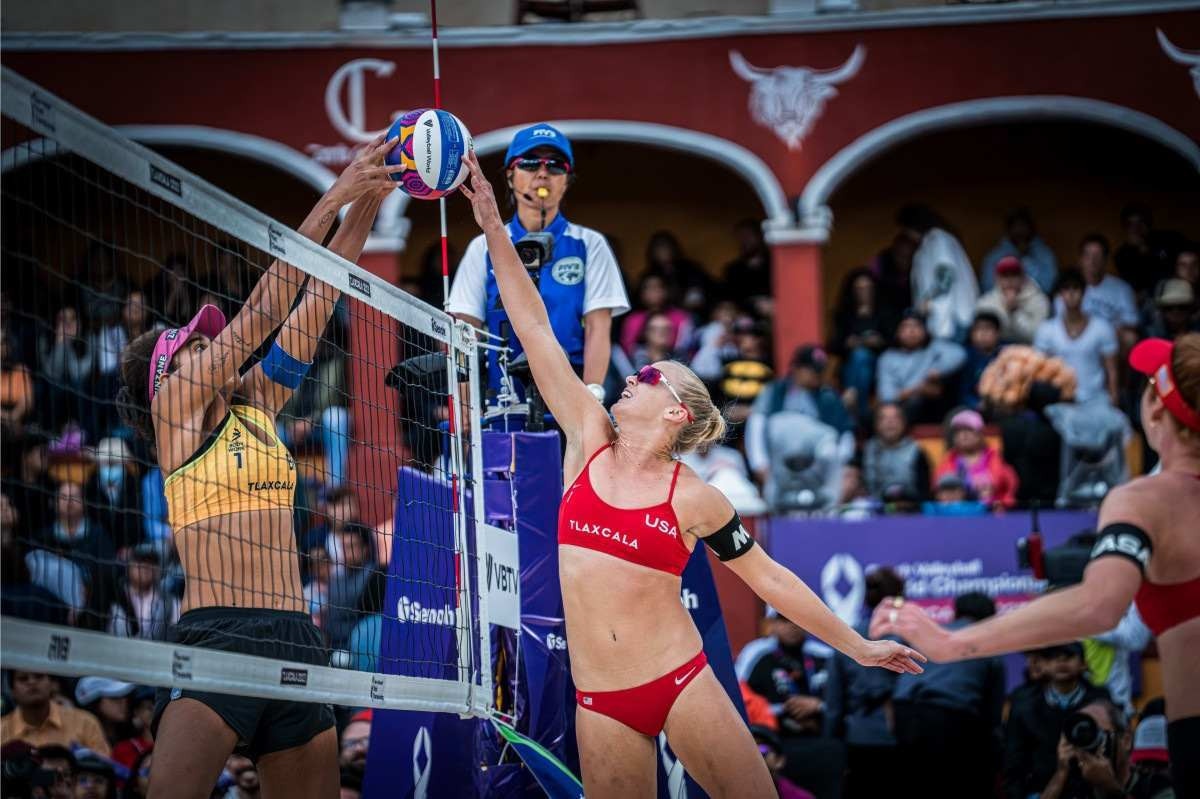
left=1130, top=337, right=1200, bottom=432
left=147, top=304, right=227, bottom=402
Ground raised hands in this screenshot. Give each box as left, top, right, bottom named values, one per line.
left=458, top=149, right=504, bottom=234
left=329, top=132, right=405, bottom=205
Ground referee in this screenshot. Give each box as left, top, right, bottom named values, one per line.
left=448, top=123, right=629, bottom=404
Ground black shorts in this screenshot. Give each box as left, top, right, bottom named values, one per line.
left=1169, top=716, right=1199, bottom=799
left=152, top=607, right=335, bottom=760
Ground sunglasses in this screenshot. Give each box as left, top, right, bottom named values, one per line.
left=635, top=365, right=693, bottom=422
left=511, top=156, right=571, bottom=176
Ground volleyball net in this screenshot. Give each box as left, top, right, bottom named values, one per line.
left=0, top=67, right=495, bottom=717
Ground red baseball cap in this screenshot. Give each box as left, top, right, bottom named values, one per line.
left=995, top=255, right=1024, bottom=277
left=1130, top=337, right=1200, bottom=432
left=147, top=304, right=227, bottom=402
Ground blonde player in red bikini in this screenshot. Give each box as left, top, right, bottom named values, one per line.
left=872, top=333, right=1200, bottom=796
left=457, top=151, right=925, bottom=797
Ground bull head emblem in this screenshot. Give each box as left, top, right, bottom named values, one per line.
left=729, top=45, right=866, bottom=150
left=1157, top=28, right=1200, bottom=98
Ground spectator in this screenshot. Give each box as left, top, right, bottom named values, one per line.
left=323, top=522, right=378, bottom=649
left=143, top=253, right=195, bottom=328
left=876, top=310, right=966, bottom=424
left=741, top=683, right=778, bottom=731
left=277, top=338, right=350, bottom=490
left=619, top=273, right=693, bottom=359
left=1003, top=642, right=1110, bottom=799
left=123, top=747, right=153, bottom=799
left=339, top=709, right=371, bottom=772
left=1038, top=697, right=1142, bottom=799
left=980, top=208, right=1059, bottom=294
left=824, top=568, right=905, bottom=799
left=3, top=433, right=55, bottom=534
left=37, top=742, right=79, bottom=799
left=2, top=496, right=70, bottom=626
left=85, top=437, right=143, bottom=554
left=976, top=255, right=1051, bottom=345
left=110, top=688, right=154, bottom=787
left=137, top=464, right=170, bottom=548
left=108, top=545, right=178, bottom=640
left=925, top=473, right=988, bottom=513
left=75, top=243, right=128, bottom=331
left=870, top=233, right=917, bottom=318
left=1127, top=700, right=1175, bottom=797
left=892, top=592, right=1006, bottom=799
left=74, top=751, right=117, bottom=799
left=1036, top=270, right=1119, bottom=406
left=735, top=610, right=824, bottom=738
left=959, top=311, right=1004, bottom=410
left=933, top=408, right=1019, bottom=508
left=628, top=312, right=683, bottom=370
left=204, top=239, right=252, bottom=315
left=644, top=229, right=713, bottom=314
left=0, top=672, right=110, bottom=755
left=999, top=382, right=1064, bottom=507
left=1058, top=234, right=1139, bottom=351
left=1144, top=278, right=1199, bottom=339
left=220, top=753, right=259, bottom=799
left=723, top=219, right=773, bottom=310
left=829, top=268, right=897, bottom=424
left=1084, top=603, right=1152, bottom=715
left=747, top=345, right=852, bottom=486
left=31, top=481, right=118, bottom=628
left=39, top=306, right=94, bottom=433
left=898, top=204, right=979, bottom=342
left=91, top=291, right=153, bottom=437
left=688, top=301, right=741, bottom=381
left=1171, top=241, right=1199, bottom=294
left=1, top=333, right=35, bottom=437
left=714, top=317, right=774, bottom=431
left=74, top=678, right=133, bottom=750
left=750, top=726, right=817, bottom=799
left=1113, top=203, right=1181, bottom=297
left=860, top=403, right=931, bottom=509
left=304, top=487, right=360, bottom=558
left=303, top=544, right=332, bottom=627
left=680, top=442, right=766, bottom=516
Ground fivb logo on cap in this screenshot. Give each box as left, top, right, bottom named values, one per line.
left=531, top=128, right=559, bottom=138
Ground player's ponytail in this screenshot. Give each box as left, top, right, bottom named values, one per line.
left=670, top=363, right=728, bottom=454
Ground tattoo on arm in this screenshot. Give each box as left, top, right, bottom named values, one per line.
left=230, top=330, right=249, bottom=349
left=209, top=349, right=231, bottom=376
left=319, top=209, right=335, bottom=227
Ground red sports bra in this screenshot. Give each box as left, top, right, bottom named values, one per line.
left=557, top=443, right=692, bottom=576
left=1134, top=473, right=1200, bottom=637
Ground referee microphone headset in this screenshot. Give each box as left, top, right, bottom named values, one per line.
left=505, top=162, right=577, bottom=233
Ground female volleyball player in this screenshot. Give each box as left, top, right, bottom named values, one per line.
left=458, top=150, right=925, bottom=798
left=872, top=333, right=1200, bottom=795
left=116, top=134, right=401, bottom=799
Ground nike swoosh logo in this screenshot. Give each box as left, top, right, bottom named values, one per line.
left=674, top=667, right=697, bottom=686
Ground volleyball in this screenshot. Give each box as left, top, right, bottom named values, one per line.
left=385, top=108, right=473, bottom=200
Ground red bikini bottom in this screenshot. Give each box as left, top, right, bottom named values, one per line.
left=576, top=650, right=708, bottom=736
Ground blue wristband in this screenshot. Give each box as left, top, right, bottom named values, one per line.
left=261, top=341, right=311, bottom=389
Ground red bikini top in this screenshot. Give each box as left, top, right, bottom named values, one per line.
left=557, top=443, right=692, bottom=576
left=1134, top=473, right=1200, bottom=637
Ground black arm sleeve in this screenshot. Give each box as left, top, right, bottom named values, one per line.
left=1089, top=523, right=1152, bottom=574
left=702, top=513, right=756, bottom=561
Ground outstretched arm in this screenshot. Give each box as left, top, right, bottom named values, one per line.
left=458, top=150, right=608, bottom=441
left=683, top=481, right=925, bottom=675
left=156, top=134, right=402, bottom=422
left=871, top=485, right=1144, bottom=661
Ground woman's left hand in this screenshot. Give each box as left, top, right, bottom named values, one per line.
left=458, top=150, right=504, bottom=233
left=854, top=637, right=927, bottom=674
left=869, top=597, right=957, bottom=662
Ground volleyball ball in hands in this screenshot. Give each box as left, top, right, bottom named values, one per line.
left=384, top=109, right=473, bottom=200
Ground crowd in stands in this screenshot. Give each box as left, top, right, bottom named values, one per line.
left=587, top=203, right=1196, bottom=516
left=734, top=568, right=1175, bottom=799
left=0, top=671, right=368, bottom=798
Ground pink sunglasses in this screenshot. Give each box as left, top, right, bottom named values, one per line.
left=635, top=365, right=693, bottom=423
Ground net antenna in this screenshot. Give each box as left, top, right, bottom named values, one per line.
left=0, top=66, right=491, bottom=717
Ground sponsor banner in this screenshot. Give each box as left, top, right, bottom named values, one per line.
left=768, top=510, right=1097, bottom=686
left=482, top=523, right=521, bottom=630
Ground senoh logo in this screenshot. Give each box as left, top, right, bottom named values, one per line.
left=348, top=273, right=372, bottom=298
left=370, top=675, right=385, bottom=702
left=545, top=633, right=567, bottom=651
left=430, top=317, right=448, bottom=338
left=149, top=164, right=183, bottom=196
left=396, top=596, right=457, bottom=626
left=47, top=634, right=70, bottom=662
left=280, top=667, right=309, bottom=686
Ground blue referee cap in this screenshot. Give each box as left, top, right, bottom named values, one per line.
left=505, top=123, right=573, bottom=166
